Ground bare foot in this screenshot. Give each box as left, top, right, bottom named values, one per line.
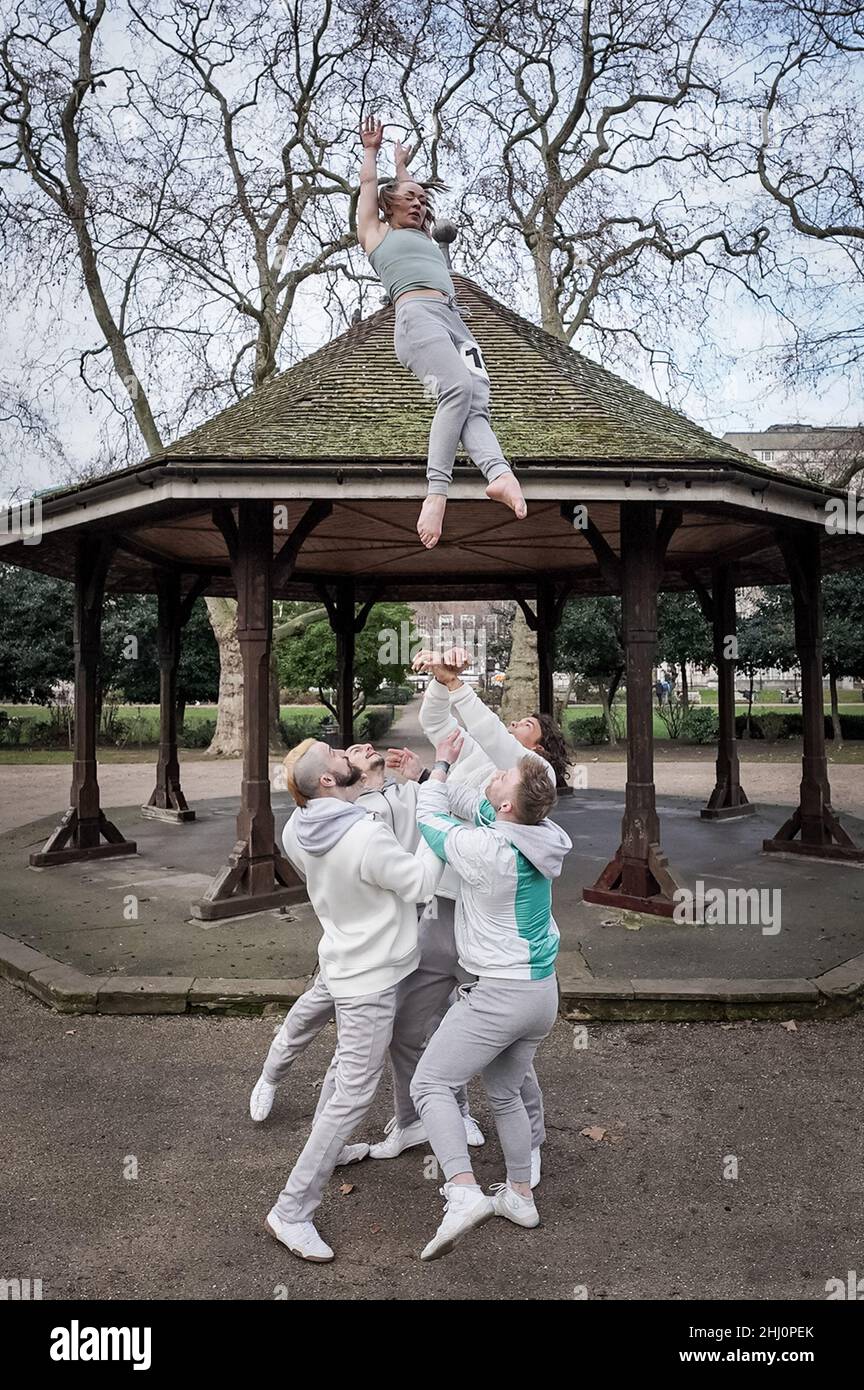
left=486, top=473, right=527, bottom=519
left=417, top=494, right=447, bottom=548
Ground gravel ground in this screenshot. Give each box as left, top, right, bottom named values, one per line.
left=2, top=980, right=862, bottom=1302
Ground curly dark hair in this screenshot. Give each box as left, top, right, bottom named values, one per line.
left=532, top=712, right=571, bottom=789
left=377, top=175, right=450, bottom=235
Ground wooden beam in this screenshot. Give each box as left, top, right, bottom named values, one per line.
left=272, top=501, right=333, bottom=588
left=212, top=505, right=239, bottom=565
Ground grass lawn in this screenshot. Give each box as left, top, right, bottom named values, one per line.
left=0, top=704, right=330, bottom=764
left=0, top=702, right=328, bottom=726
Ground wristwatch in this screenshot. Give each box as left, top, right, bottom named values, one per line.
left=432, top=759, right=451, bottom=774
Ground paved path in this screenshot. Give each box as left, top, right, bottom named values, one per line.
left=2, top=980, right=861, bottom=1300
left=2, top=694, right=862, bottom=835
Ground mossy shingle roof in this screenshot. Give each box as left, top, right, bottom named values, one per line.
left=153, top=274, right=760, bottom=471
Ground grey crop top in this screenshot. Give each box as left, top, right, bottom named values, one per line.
left=367, top=227, right=455, bottom=304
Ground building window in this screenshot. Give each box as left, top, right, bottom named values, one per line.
left=762, top=450, right=774, bottom=461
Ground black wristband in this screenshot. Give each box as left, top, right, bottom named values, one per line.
left=418, top=768, right=431, bottom=784
left=433, top=759, right=451, bottom=774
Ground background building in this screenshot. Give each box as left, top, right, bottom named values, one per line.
left=722, top=424, right=864, bottom=483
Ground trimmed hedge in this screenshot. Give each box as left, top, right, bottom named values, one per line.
left=682, top=708, right=718, bottom=744
left=279, top=706, right=395, bottom=749
left=356, top=707, right=394, bottom=742
left=568, top=715, right=610, bottom=745
left=736, top=712, right=864, bottom=740
left=281, top=711, right=328, bottom=748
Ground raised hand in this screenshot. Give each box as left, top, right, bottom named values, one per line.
left=360, top=114, right=384, bottom=150
left=441, top=646, right=470, bottom=674
left=398, top=747, right=424, bottom=781
left=385, top=747, right=424, bottom=781
left=411, top=647, right=440, bottom=674
left=435, top=729, right=464, bottom=765
left=393, top=138, right=414, bottom=172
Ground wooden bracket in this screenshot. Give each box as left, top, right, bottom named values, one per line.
left=212, top=506, right=239, bottom=565
left=272, top=502, right=332, bottom=588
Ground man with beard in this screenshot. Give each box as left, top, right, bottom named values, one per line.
left=262, top=738, right=443, bottom=1262
left=249, top=740, right=425, bottom=1126
left=250, top=740, right=486, bottom=1149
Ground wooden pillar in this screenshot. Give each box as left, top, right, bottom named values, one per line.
left=764, top=528, right=863, bottom=861
left=142, top=570, right=196, bottom=824
left=31, top=538, right=137, bottom=866
left=536, top=580, right=555, bottom=719
left=316, top=578, right=382, bottom=749
left=583, top=502, right=682, bottom=916
left=701, top=565, right=753, bottom=819
left=192, top=502, right=305, bottom=919
left=336, top=579, right=356, bottom=747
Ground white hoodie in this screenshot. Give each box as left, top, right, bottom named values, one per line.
left=282, top=797, right=442, bottom=999
left=357, top=778, right=421, bottom=851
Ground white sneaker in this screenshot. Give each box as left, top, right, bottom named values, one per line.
left=490, top=1181, right=540, bottom=1229
left=420, top=1183, right=495, bottom=1261
left=369, top=1115, right=427, bottom=1159
left=265, top=1209, right=334, bottom=1262
left=531, top=1147, right=541, bottom=1189
left=250, top=1075, right=277, bottom=1122
left=335, top=1142, right=370, bottom=1166
left=462, top=1113, right=485, bottom=1147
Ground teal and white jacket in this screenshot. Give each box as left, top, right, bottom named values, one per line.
left=417, top=779, right=572, bottom=981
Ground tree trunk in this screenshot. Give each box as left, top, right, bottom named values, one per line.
left=556, top=672, right=575, bottom=724
left=741, top=670, right=754, bottom=738
left=204, top=598, right=246, bottom=757
left=204, top=597, right=315, bottom=757
left=829, top=668, right=842, bottom=748
left=500, top=607, right=538, bottom=725
left=681, top=661, right=690, bottom=712
left=598, top=680, right=617, bottom=746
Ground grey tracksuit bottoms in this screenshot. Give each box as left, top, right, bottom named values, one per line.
left=389, top=896, right=547, bottom=1149
left=410, top=974, right=559, bottom=1185
left=393, top=295, right=513, bottom=496
left=272, top=983, right=397, bottom=1224
left=262, top=972, right=335, bottom=1085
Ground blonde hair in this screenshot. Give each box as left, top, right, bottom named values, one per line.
left=283, top=737, right=318, bottom=807
left=514, top=756, right=557, bottom=825
left=378, top=175, right=450, bottom=235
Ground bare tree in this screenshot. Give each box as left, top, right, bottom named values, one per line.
left=0, top=0, right=488, bottom=751
left=439, top=0, right=770, bottom=388
left=734, top=0, right=864, bottom=416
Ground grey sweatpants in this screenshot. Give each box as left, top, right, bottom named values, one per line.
left=272, top=983, right=397, bottom=1224
left=410, top=974, right=559, bottom=1185
left=262, top=972, right=335, bottom=1085
left=389, top=897, right=547, bottom=1149
left=393, top=295, right=512, bottom=495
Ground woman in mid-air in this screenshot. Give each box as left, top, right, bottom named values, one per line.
left=355, top=114, right=527, bottom=549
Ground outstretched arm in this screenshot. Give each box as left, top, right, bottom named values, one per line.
left=356, top=115, right=384, bottom=251
left=436, top=648, right=554, bottom=784
left=415, top=732, right=495, bottom=888
left=415, top=648, right=476, bottom=750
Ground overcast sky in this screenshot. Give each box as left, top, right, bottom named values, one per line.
left=2, top=1, right=861, bottom=499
